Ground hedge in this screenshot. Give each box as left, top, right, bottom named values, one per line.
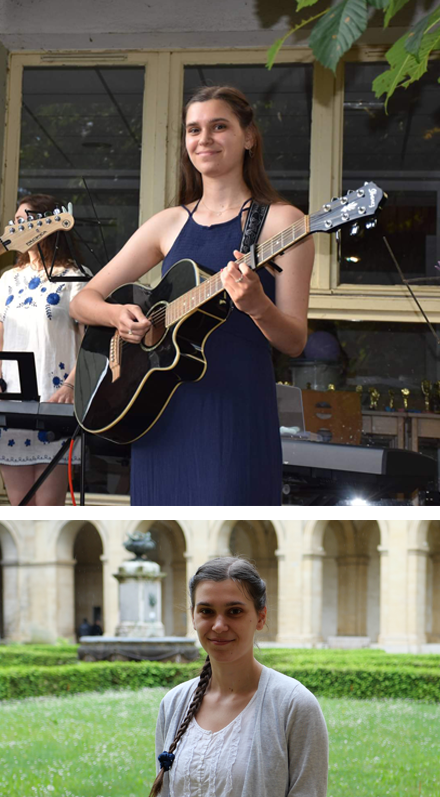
left=0, top=646, right=79, bottom=668
left=0, top=645, right=439, bottom=671
left=255, top=649, right=440, bottom=670
left=1, top=659, right=440, bottom=702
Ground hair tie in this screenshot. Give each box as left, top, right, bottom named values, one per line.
left=158, top=751, right=175, bottom=772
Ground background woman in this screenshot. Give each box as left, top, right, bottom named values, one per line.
left=150, top=556, right=328, bottom=797
left=71, top=86, right=314, bottom=505
left=0, top=193, right=85, bottom=505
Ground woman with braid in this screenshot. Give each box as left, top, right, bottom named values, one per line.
left=149, top=557, right=328, bottom=797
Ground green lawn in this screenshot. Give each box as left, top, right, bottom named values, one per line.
left=0, top=689, right=439, bottom=797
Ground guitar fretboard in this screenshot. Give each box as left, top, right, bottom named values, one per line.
left=165, top=215, right=308, bottom=326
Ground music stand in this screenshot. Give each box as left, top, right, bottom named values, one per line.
left=0, top=352, right=86, bottom=506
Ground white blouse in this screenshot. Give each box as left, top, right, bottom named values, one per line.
left=169, top=689, right=259, bottom=797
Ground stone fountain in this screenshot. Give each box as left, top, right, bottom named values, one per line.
left=78, top=531, right=198, bottom=663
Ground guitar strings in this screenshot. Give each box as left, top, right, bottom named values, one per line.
left=118, top=208, right=339, bottom=348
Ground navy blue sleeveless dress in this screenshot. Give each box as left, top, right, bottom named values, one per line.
left=130, top=204, right=282, bottom=506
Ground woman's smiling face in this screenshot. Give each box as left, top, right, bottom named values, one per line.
left=185, top=99, right=252, bottom=177
left=192, top=578, right=266, bottom=662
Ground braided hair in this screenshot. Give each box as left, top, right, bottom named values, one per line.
left=148, top=557, right=266, bottom=797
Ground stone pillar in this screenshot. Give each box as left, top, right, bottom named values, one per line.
left=114, top=559, right=166, bottom=637
left=1, top=561, right=20, bottom=641
left=336, top=555, right=369, bottom=636
left=377, top=545, right=389, bottom=646
left=430, top=553, right=440, bottom=642
left=56, top=559, right=76, bottom=640
left=301, top=552, right=325, bottom=646
left=406, top=546, right=429, bottom=649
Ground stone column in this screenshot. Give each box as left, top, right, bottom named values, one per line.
left=336, top=555, right=369, bottom=636
left=430, top=553, right=440, bottom=642
left=406, top=545, right=429, bottom=649
left=377, top=545, right=389, bottom=646
left=301, top=552, right=325, bottom=646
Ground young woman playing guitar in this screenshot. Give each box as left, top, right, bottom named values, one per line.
left=70, top=86, right=314, bottom=505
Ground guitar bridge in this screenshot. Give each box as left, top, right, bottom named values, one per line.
left=109, top=331, right=122, bottom=382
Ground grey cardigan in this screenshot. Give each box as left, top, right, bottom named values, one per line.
left=155, top=665, right=328, bottom=797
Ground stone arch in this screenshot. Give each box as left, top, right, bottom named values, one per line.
left=0, top=524, right=19, bottom=641
left=55, top=521, right=106, bottom=641
left=426, top=521, right=440, bottom=644
left=131, top=520, right=187, bottom=636
left=321, top=520, right=381, bottom=646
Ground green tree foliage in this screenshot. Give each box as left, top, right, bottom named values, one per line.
left=267, top=0, right=440, bottom=108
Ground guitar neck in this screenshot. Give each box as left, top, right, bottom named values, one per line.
left=165, top=215, right=309, bottom=326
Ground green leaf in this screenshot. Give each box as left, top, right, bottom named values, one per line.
left=266, top=8, right=330, bottom=69
left=266, top=35, right=290, bottom=70
left=367, top=0, right=389, bottom=8
left=372, top=28, right=440, bottom=109
left=384, top=0, right=411, bottom=28
left=309, top=0, right=368, bottom=73
left=296, top=0, right=322, bottom=9
left=405, top=6, right=440, bottom=61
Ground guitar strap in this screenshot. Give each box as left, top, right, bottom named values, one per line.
left=239, top=201, right=282, bottom=273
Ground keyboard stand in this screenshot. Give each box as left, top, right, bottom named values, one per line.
left=0, top=352, right=87, bottom=506
left=19, top=424, right=87, bottom=506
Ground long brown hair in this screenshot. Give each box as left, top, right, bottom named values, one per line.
left=148, top=557, right=267, bottom=797
left=15, top=194, right=80, bottom=271
left=178, top=85, right=285, bottom=207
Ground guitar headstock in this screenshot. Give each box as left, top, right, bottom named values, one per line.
left=0, top=207, right=75, bottom=254
left=310, top=182, right=386, bottom=234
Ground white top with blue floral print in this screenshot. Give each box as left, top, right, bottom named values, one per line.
left=0, top=264, right=85, bottom=464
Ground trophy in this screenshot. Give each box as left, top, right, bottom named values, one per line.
left=401, top=388, right=410, bottom=410
left=421, top=380, right=431, bottom=412
left=368, top=387, right=380, bottom=410
left=388, top=389, right=395, bottom=410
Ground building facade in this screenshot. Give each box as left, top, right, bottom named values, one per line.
left=1, top=518, right=439, bottom=652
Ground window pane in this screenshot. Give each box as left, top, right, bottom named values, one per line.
left=19, top=67, right=145, bottom=274
left=183, top=64, right=313, bottom=211
left=340, top=61, right=440, bottom=286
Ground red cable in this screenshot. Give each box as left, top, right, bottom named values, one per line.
left=68, top=439, right=76, bottom=506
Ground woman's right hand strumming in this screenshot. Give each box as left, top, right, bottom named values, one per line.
left=115, top=304, right=151, bottom=343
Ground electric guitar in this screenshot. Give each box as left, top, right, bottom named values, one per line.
left=0, top=207, right=75, bottom=255
left=74, top=183, right=385, bottom=444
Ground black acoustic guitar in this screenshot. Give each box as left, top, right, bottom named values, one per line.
left=74, top=183, right=385, bottom=444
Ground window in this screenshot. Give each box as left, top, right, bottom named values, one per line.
left=19, top=66, right=145, bottom=272
left=340, top=61, right=440, bottom=287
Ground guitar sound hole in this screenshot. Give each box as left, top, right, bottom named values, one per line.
left=142, top=301, right=167, bottom=350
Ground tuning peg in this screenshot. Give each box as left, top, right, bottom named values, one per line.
left=27, top=222, right=34, bottom=229
left=340, top=197, right=348, bottom=205
left=331, top=196, right=339, bottom=202
left=322, top=203, right=331, bottom=212
left=8, top=219, right=14, bottom=225
left=18, top=225, right=25, bottom=232
left=44, top=211, right=52, bottom=217
left=324, top=220, right=333, bottom=229
left=341, top=211, right=350, bottom=221
left=61, top=205, right=67, bottom=213
left=9, top=226, right=15, bottom=233
left=53, top=207, right=61, bottom=215
left=27, top=214, right=34, bottom=221
left=356, top=189, right=365, bottom=198
left=357, top=206, right=366, bottom=215
left=346, top=189, right=355, bottom=195
left=67, top=202, right=73, bottom=215
left=17, top=217, right=25, bottom=223
left=36, top=213, right=43, bottom=219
